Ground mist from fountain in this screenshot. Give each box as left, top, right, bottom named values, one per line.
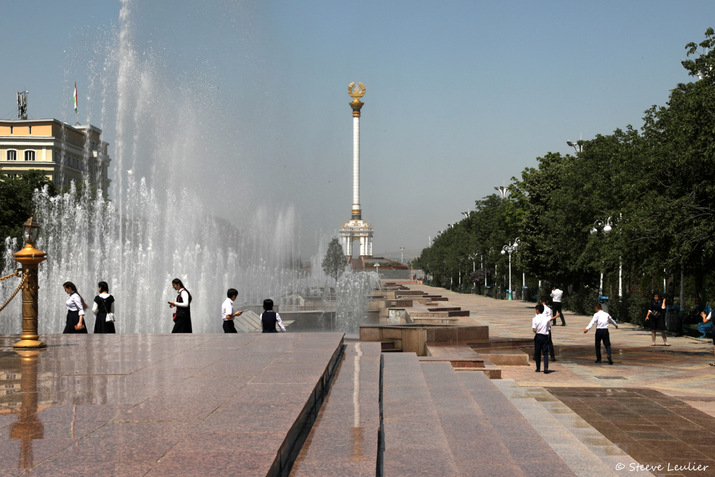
left=0, top=0, right=313, bottom=334
left=334, top=270, right=381, bottom=338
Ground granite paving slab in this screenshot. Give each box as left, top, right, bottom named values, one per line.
left=0, top=333, right=344, bottom=477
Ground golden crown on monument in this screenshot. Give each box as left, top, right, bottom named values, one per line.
left=348, top=82, right=366, bottom=102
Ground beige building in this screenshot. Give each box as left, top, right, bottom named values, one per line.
left=0, top=119, right=111, bottom=196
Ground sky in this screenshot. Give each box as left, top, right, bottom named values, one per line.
left=1, top=0, right=714, bottom=262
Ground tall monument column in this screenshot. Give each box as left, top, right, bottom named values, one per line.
left=350, top=84, right=364, bottom=220
left=339, top=82, right=374, bottom=260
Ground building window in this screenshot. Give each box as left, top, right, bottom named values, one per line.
left=10, top=126, right=13, bottom=134
left=28, top=125, right=32, bottom=134
left=7, top=150, right=17, bottom=161
left=24, top=150, right=36, bottom=161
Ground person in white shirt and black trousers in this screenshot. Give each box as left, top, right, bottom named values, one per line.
left=532, top=303, right=552, bottom=373
left=550, top=285, right=565, bottom=326
left=584, top=302, right=619, bottom=364
left=221, top=288, right=243, bottom=333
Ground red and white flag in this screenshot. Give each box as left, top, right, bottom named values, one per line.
left=73, top=82, right=78, bottom=113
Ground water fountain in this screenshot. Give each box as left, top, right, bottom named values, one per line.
left=0, top=1, right=382, bottom=336
left=0, top=0, right=313, bottom=334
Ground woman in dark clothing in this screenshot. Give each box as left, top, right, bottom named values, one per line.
left=63, top=281, right=88, bottom=333
left=645, top=293, right=669, bottom=346
left=169, top=278, right=192, bottom=333
left=92, top=281, right=116, bottom=334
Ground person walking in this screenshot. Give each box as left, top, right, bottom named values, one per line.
left=221, top=288, right=243, bottom=333
left=550, top=285, right=565, bottom=326
left=92, top=281, right=116, bottom=333
left=63, top=281, right=88, bottom=333
left=532, top=303, right=551, bottom=373
left=169, top=278, right=192, bottom=333
left=645, top=293, right=669, bottom=346
left=584, top=302, right=619, bottom=364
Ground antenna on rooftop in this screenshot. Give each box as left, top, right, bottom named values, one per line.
left=17, top=91, right=28, bottom=120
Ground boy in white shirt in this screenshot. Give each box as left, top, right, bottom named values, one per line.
left=221, top=288, right=243, bottom=333
left=540, top=297, right=556, bottom=362
left=584, top=302, right=618, bottom=364
left=532, top=303, right=552, bottom=373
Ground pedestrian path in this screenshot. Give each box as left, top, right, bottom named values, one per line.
left=396, top=284, right=715, bottom=476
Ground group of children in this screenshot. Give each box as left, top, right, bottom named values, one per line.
left=532, top=298, right=618, bottom=373
left=220, top=289, right=286, bottom=333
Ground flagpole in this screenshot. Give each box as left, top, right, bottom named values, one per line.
left=74, top=81, right=79, bottom=125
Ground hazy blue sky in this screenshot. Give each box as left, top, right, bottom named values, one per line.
left=1, top=1, right=713, bottom=260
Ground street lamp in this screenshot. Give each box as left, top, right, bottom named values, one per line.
left=501, top=238, right=519, bottom=300
left=567, top=140, right=583, bottom=153
left=590, top=217, right=620, bottom=300
left=12, top=217, right=47, bottom=348
left=494, top=186, right=509, bottom=198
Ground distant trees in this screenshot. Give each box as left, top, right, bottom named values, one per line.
left=414, top=29, right=715, bottom=320
left=322, top=238, right=347, bottom=283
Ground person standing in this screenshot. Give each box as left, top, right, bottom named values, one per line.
left=645, top=293, right=669, bottom=346
left=169, top=278, right=192, bottom=333
left=92, top=281, right=116, bottom=334
left=540, top=297, right=556, bottom=362
left=260, top=298, right=286, bottom=333
left=221, top=288, right=243, bottom=333
left=63, top=281, right=88, bottom=333
left=550, top=285, right=565, bottom=326
left=584, top=302, right=619, bottom=364
left=532, top=303, right=551, bottom=373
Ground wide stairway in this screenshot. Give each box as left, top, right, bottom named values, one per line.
left=291, top=343, right=639, bottom=476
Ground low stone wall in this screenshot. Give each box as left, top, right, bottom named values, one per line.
left=359, top=323, right=490, bottom=356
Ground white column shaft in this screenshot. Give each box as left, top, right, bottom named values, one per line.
left=353, top=116, right=360, bottom=210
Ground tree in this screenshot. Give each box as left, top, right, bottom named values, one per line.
left=0, top=170, right=57, bottom=244
left=322, top=238, right=347, bottom=283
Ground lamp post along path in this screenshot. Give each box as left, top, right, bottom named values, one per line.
left=13, top=217, right=47, bottom=348
left=501, top=238, right=519, bottom=301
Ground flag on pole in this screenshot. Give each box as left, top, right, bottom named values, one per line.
left=73, top=82, right=78, bottom=113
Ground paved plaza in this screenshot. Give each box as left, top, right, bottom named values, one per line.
left=1, top=284, right=714, bottom=476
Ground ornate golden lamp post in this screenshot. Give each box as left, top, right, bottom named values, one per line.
left=13, top=217, right=47, bottom=348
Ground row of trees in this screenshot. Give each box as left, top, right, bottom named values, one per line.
left=414, top=29, right=715, bottom=323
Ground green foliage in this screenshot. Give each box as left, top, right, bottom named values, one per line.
left=322, top=237, right=346, bottom=283
left=0, top=170, right=57, bottom=246
left=415, top=29, right=715, bottom=312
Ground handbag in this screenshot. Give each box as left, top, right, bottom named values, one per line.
left=102, top=297, right=115, bottom=322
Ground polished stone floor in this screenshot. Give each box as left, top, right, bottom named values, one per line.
left=3, top=285, right=715, bottom=476
left=548, top=387, right=715, bottom=474
left=0, top=333, right=344, bottom=477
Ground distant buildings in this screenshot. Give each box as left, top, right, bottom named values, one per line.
left=0, top=119, right=111, bottom=196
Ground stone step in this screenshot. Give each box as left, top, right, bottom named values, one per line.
left=289, top=342, right=382, bottom=476
left=492, top=379, right=645, bottom=477
left=420, top=361, right=528, bottom=476
left=457, top=371, right=576, bottom=476
left=381, top=353, right=461, bottom=475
